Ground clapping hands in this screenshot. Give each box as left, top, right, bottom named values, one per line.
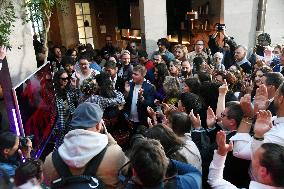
left=216, top=131, right=233, bottom=156
left=254, top=110, right=273, bottom=138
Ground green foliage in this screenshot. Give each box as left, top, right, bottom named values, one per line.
left=0, top=0, right=67, bottom=49
left=0, top=0, right=17, bottom=47
left=23, top=0, right=68, bottom=24
left=22, top=0, right=68, bottom=48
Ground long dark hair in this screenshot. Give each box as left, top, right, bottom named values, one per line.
left=95, top=72, right=116, bottom=98
left=53, top=70, right=70, bottom=99
left=154, top=63, right=170, bottom=88
left=145, top=124, right=186, bottom=162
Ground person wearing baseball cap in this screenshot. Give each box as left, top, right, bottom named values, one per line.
left=43, top=102, right=128, bottom=188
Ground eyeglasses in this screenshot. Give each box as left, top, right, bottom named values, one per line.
left=221, top=112, right=229, bottom=118
left=196, top=43, right=204, bottom=46
left=60, top=77, right=69, bottom=81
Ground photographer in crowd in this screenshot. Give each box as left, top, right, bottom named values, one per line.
left=0, top=131, right=32, bottom=177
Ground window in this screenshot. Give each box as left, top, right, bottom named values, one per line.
left=75, top=3, right=94, bottom=47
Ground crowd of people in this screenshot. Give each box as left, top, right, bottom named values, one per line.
left=1, top=29, right=284, bottom=189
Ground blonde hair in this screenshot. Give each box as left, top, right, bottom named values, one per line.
left=213, top=52, right=224, bottom=59
left=163, top=76, right=180, bottom=96
left=173, top=44, right=188, bottom=55
left=120, top=50, right=130, bottom=57
left=133, top=65, right=147, bottom=76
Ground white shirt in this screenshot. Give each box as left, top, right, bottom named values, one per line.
left=111, top=75, right=118, bottom=89
left=208, top=151, right=282, bottom=189
left=130, top=84, right=142, bottom=122
left=236, top=57, right=250, bottom=66
left=71, top=68, right=99, bottom=86
left=231, top=117, right=284, bottom=160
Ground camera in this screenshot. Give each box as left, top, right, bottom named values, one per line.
left=216, top=23, right=226, bottom=32
left=19, top=135, right=34, bottom=148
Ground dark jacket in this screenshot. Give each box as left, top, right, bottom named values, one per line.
left=115, top=76, right=125, bottom=93
left=208, top=35, right=237, bottom=69
left=272, top=64, right=284, bottom=73
left=124, top=80, right=155, bottom=125
left=238, top=61, right=252, bottom=74
left=192, top=126, right=250, bottom=189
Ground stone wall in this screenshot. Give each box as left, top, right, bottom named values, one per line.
left=223, top=0, right=258, bottom=49
left=264, top=0, right=284, bottom=45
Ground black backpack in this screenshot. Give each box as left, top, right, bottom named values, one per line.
left=51, top=147, right=107, bottom=189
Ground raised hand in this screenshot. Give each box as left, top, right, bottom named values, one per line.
left=240, top=94, right=254, bottom=118
left=147, top=106, right=157, bottom=119
left=138, top=88, right=144, bottom=98
left=206, top=106, right=217, bottom=128
left=162, top=103, right=177, bottom=116
left=242, top=80, right=253, bottom=95
left=177, top=100, right=185, bottom=112
left=219, top=79, right=228, bottom=95
left=147, top=117, right=154, bottom=128
left=254, top=84, right=269, bottom=113
left=254, top=110, right=273, bottom=138
left=161, top=103, right=171, bottom=116
left=189, top=109, right=201, bottom=129
left=216, top=131, right=233, bottom=156
left=124, top=81, right=130, bottom=93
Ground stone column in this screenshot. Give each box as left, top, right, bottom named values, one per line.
left=139, top=0, right=167, bottom=56
left=264, top=0, right=284, bottom=45
left=223, top=0, right=258, bottom=49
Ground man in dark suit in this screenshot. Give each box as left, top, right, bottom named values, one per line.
left=104, top=61, right=125, bottom=93
left=124, top=65, right=155, bottom=128
left=192, top=102, right=251, bottom=189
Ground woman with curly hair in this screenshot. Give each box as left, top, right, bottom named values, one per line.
left=173, top=44, right=188, bottom=62
left=250, top=66, right=272, bottom=100
left=53, top=70, right=80, bottom=149
left=168, top=60, right=181, bottom=78
left=163, top=76, right=181, bottom=105
left=79, top=77, right=98, bottom=103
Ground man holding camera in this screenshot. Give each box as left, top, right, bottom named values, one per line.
left=0, top=131, right=32, bottom=176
